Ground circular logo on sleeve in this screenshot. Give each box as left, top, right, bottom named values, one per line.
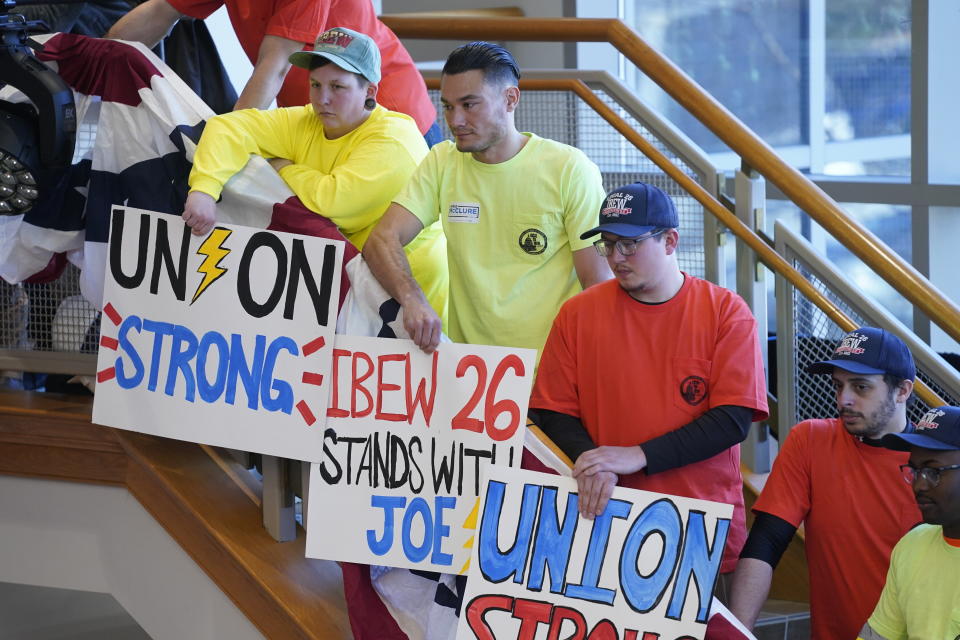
left=680, top=376, right=708, bottom=406
left=519, top=228, right=547, bottom=255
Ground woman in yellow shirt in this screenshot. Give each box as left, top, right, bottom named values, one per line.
left=182, top=26, right=447, bottom=321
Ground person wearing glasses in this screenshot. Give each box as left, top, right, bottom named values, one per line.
left=363, top=42, right=611, bottom=355
left=728, top=326, right=921, bottom=639
left=857, top=406, right=960, bottom=640
left=529, top=181, right=769, bottom=579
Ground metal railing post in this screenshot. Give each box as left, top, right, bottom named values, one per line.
left=735, top=167, right=772, bottom=472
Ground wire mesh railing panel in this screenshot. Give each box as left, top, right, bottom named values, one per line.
left=427, top=87, right=709, bottom=278
left=0, top=265, right=99, bottom=357
left=786, top=248, right=957, bottom=425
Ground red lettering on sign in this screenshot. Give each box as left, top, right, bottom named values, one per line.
left=376, top=353, right=407, bottom=422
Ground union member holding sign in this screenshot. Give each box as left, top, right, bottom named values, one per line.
left=363, top=42, right=611, bottom=355
left=180, top=26, right=448, bottom=320
left=530, top=182, right=768, bottom=578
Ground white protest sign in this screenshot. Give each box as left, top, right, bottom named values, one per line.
left=305, top=335, right=536, bottom=574
left=93, top=206, right=343, bottom=460
left=457, top=467, right=734, bottom=640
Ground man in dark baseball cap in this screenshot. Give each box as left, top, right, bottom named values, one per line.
left=579, top=181, right=680, bottom=240
left=858, top=406, right=960, bottom=639
left=730, top=326, right=921, bottom=638
left=531, top=181, right=768, bottom=585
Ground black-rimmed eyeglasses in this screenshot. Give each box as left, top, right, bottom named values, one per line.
left=593, top=229, right=666, bottom=257
left=899, top=463, right=960, bottom=487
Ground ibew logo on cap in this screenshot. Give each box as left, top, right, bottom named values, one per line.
left=600, top=192, right=633, bottom=218
left=917, top=408, right=946, bottom=431
left=835, top=332, right=868, bottom=356
left=317, top=29, right=354, bottom=49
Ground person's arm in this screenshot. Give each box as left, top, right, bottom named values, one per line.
left=188, top=108, right=292, bottom=197
left=532, top=408, right=596, bottom=463
left=639, top=404, right=752, bottom=473
left=185, top=109, right=292, bottom=233
left=362, top=205, right=440, bottom=352
left=234, top=34, right=306, bottom=111
left=572, top=245, right=612, bottom=289
left=532, top=408, right=616, bottom=519
left=728, top=512, right=798, bottom=628
left=276, top=131, right=425, bottom=232
left=106, top=0, right=184, bottom=47
left=573, top=405, right=752, bottom=479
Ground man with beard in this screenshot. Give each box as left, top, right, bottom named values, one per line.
left=858, top=405, right=960, bottom=639
left=729, top=327, right=922, bottom=638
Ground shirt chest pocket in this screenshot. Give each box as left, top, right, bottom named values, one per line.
left=672, top=357, right=713, bottom=415
left=512, top=211, right=564, bottom=260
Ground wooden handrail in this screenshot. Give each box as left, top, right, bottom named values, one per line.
left=424, top=76, right=946, bottom=409
left=384, top=15, right=960, bottom=346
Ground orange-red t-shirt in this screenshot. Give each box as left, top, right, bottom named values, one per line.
left=169, top=0, right=437, bottom=133
left=753, top=418, right=921, bottom=640
left=530, top=276, right=769, bottom=573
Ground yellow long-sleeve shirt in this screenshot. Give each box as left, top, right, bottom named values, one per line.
left=189, top=105, right=448, bottom=321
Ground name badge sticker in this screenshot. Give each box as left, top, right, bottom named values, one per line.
left=448, top=202, right=480, bottom=224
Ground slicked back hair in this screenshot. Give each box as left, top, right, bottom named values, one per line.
left=442, top=41, right=520, bottom=87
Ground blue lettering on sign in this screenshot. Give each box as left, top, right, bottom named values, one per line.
left=619, top=498, right=683, bottom=613
left=365, top=494, right=456, bottom=566
left=564, top=498, right=631, bottom=605
left=116, top=315, right=144, bottom=387
left=477, top=481, right=541, bottom=584
left=527, top=487, right=578, bottom=594
left=666, top=510, right=729, bottom=623
left=472, top=481, right=731, bottom=624
left=112, top=314, right=299, bottom=413
left=197, top=331, right=229, bottom=403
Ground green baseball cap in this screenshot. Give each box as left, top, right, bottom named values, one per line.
left=289, top=27, right=381, bottom=84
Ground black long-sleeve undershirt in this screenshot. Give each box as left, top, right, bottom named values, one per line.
left=738, top=511, right=798, bottom=567
left=529, top=404, right=754, bottom=474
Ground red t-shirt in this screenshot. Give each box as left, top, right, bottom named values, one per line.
left=169, top=0, right=437, bottom=133
left=531, top=276, right=769, bottom=573
left=753, top=418, right=921, bottom=640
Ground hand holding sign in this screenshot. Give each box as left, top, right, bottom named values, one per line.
left=182, top=191, right=217, bottom=236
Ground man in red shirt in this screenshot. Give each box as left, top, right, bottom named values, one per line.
left=107, top=0, right=438, bottom=140
left=728, top=326, right=921, bottom=639
left=530, top=182, right=769, bottom=577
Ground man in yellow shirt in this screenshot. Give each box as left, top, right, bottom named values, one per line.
left=363, top=41, right=611, bottom=356
left=858, top=405, right=960, bottom=640
left=180, top=27, right=447, bottom=318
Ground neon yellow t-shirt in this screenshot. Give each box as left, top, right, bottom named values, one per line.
left=863, top=524, right=960, bottom=639
left=189, top=105, right=448, bottom=321
left=394, top=135, right=604, bottom=356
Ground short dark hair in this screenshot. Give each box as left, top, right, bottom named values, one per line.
left=884, top=373, right=915, bottom=408
left=309, top=57, right=370, bottom=88
left=442, top=41, right=520, bottom=87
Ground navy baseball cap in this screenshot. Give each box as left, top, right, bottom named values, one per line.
left=807, top=326, right=916, bottom=381
left=882, top=406, right=960, bottom=451
left=580, top=182, right=679, bottom=240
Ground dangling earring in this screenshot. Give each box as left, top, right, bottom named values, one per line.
left=364, top=98, right=376, bottom=110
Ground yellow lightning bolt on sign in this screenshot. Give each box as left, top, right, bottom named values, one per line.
left=192, top=227, right=233, bottom=304
left=459, top=497, right=481, bottom=574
